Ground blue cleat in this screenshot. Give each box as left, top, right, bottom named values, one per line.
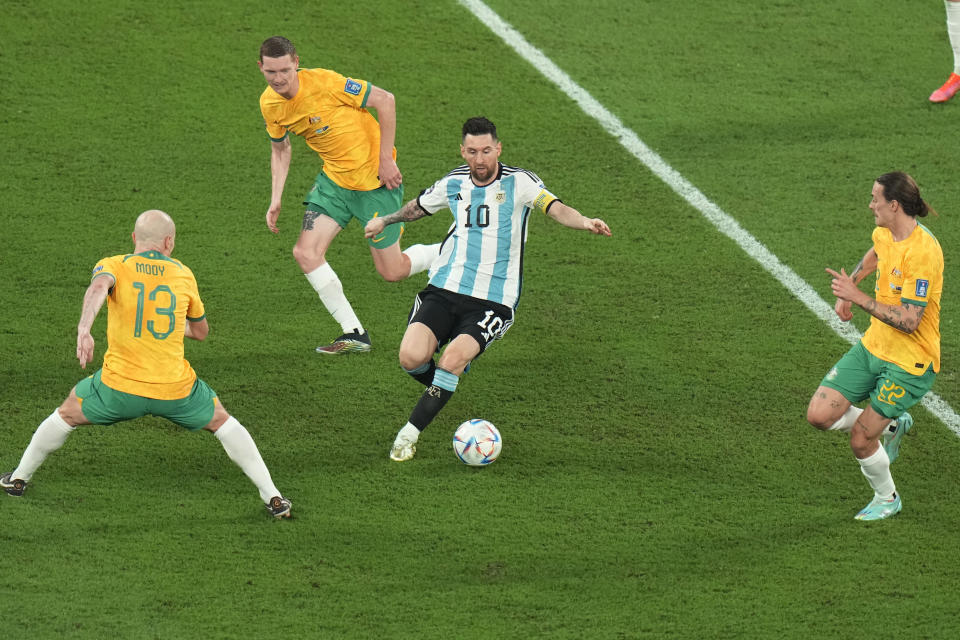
left=883, top=412, right=913, bottom=463
left=855, top=494, right=902, bottom=521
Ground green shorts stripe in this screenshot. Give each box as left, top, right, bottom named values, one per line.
left=304, top=171, right=404, bottom=248
left=75, top=370, right=218, bottom=431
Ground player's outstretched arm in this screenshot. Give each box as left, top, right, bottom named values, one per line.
left=266, top=137, right=292, bottom=233
left=364, top=199, right=429, bottom=238
left=76, top=274, right=114, bottom=368
left=546, top=202, right=611, bottom=236
left=366, top=85, right=402, bottom=190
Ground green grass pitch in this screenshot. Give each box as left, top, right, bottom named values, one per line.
left=2, top=1, right=960, bottom=637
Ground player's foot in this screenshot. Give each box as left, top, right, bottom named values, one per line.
left=390, top=432, right=417, bottom=462
left=0, top=472, right=27, bottom=497
left=854, top=494, right=901, bottom=521
left=883, top=412, right=913, bottom=463
left=265, top=496, right=292, bottom=519
left=315, top=329, right=371, bottom=355
left=930, top=72, right=960, bottom=102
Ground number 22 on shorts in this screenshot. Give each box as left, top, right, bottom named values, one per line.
left=876, top=379, right=905, bottom=406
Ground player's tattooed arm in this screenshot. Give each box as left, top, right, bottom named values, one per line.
left=861, top=299, right=925, bottom=333
left=849, top=248, right=877, bottom=285
left=378, top=199, right=429, bottom=226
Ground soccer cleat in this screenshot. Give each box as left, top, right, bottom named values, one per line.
left=0, top=472, right=27, bottom=497
left=390, top=435, right=417, bottom=462
left=854, top=494, right=902, bottom=521
left=883, top=412, right=914, bottom=464
left=266, top=496, right=292, bottom=519
left=929, top=72, right=960, bottom=103
left=315, top=329, right=371, bottom=355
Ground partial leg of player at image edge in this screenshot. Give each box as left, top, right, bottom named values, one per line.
left=931, top=0, right=960, bottom=102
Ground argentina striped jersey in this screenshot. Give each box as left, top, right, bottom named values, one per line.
left=417, top=163, right=559, bottom=309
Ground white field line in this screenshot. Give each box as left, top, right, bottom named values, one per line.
left=458, top=0, right=960, bottom=435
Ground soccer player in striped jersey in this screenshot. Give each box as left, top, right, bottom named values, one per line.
left=364, top=117, right=611, bottom=461
left=257, top=36, right=440, bottom=355
left=806, top=172, right=943, bottom=521
left=1, top=210, right=291, bottom=518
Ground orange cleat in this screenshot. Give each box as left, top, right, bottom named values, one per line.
left=929, top=72, right=960, bottom=102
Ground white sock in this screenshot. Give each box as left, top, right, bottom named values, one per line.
left=402, top=243, right=441, bottom=277
left=214, top=417, right=281, bottom=503
left=304, top=263, right=363, bottom=334
left=827, top=406, right=863, bottom=433
left=395, top=422, right=420, bottom=444
left=948, top=0, right=960, bottom=74
left=12, top=410, right=75, bottom=482
left=857, top=445, right=896, bottom=500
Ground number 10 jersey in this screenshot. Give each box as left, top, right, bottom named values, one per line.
left=417, top=163, right=559, bottom=309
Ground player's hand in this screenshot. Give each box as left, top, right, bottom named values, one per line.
left=266, top=202, right=281, bottom=234
left=826, top=267, right=860, bottom=305
left=378, top=157, right=403, bottom=190
left=364, top=217, right=386, bottom=239
left=585, top=218, right=611, bottom=236
left=77, top=333, right=95, bottom=368
left=834, top=298, right=853, bottom=322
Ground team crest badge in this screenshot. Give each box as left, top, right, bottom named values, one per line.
left=495, top=192, right=506, bottom=203
left=916, top=279, right=929, bottom=297
left=344, top=79, right=362, bottom=95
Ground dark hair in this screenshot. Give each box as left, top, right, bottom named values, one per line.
left=462, top=116, right=498, bottom=141
left=876, top=171, right=935, bottom=218
left=259, top=36, right=297, bottom=62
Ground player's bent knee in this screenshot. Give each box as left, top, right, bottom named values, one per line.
left=805, top=404, right=834, bottom=430
left=292, top=244, right=324, bottom=272
left=398, top=348, right=430, bottom=372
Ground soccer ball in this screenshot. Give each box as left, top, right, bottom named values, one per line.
left=452, top=419, right=502, bottom=466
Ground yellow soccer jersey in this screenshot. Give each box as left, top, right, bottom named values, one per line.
left=259, top=67, right=392, bottom=191
left=862, top=224, right=943, bottom=374
left=91, top=251, right=205, bottom=399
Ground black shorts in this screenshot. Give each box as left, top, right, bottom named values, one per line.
left=408, top=285, right=515, bottom=354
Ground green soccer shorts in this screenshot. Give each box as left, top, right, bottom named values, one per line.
left=75, top=370, right=219, bottom=431
left=820, top=341, right=936, bottom=419
left=303, top=171, right=404, bottom=248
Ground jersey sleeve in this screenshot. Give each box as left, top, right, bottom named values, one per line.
left=91, top=256, right=119, bottom=288
left=259, top=94, right=288, bottom=141
left=901, top=246, right=938, bottom=306
left=417, top=176, right=451, bottom=214
left=324, top=69, right=370, bottom=109
left=518, top=171, right=559, bottom=214
left=183, top=268, right=206, bottom=322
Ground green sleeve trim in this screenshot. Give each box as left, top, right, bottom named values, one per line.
left=901, top=298, right=928, bottom=308
left=186, top=314, right=206, bottom=322
left=269, top=131, right=289, bottom=142
left=360, top=82, right=372, bottom=108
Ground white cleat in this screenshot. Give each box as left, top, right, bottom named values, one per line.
left=390, top=435, right=417, bottom=462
